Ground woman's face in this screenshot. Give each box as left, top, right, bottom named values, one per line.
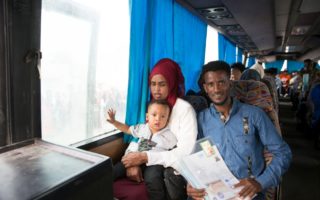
left=150, top=74, right=169, bottom=100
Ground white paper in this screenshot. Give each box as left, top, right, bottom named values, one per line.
left=178, top=140, right=243, bottom=200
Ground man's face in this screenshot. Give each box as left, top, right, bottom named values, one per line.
left=230, top=68, right=242, bottom=80
left=203, top=70, right=231, bottom=106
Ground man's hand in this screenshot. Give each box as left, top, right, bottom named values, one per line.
left=126, top=166, right=143, bottom=182
left=122, top=152, right=147, bottom=168
left=234, top=178, right=262, bottom=199
left=186, top=183, right=206, bottom=200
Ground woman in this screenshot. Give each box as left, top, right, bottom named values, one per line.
left=115, top=58, right=198, bottom=200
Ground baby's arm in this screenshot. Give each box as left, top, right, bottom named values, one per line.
left=106, top=108, right=131, bottom=134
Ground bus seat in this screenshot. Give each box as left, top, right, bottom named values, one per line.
left=113, top=178, right=148, bottom=200
left=262, top=75, right=279, bottom=114
left=113, top=95, right=208, bottom=200
left=231, top=80, right=281, bottom=136
left=182, top=95, right=208, bottom=113
left=231, top=80, right=282, bottom=200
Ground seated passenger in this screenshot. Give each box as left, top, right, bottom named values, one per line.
left=230, top=62, right=245, bottom=81
left=107, top=99, right=176, bottom=199
left=114, top=58, right=197, bottom=200
left=187, top=61, right=292, bottom=200
left=240, top=69, right=261, bottom=81
left=251, top=59, right=265, bottom=78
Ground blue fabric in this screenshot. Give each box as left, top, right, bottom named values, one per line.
left=265, top=60, right=285, bottom=72
left=198, top=99, right=292, bottom=190
left=125, top=0, right=206, bottom=142
left=311, top=84, right=320, bottom=128
left=173, top=3, right=207, bottom=92
left=218, top=33, right=236, bottom=65
left=287, top=60, right=304, bottom=73
left=125, top=0, right=150, bottom=142
left=246, top=56, right=255, bottom=68
left=237, top=47, right=243, bottom=63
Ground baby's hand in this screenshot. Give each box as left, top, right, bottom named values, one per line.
left=106, top=108, right=116, bottom=124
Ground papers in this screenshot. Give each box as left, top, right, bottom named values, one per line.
left=178, top=138, right=242, bottom=200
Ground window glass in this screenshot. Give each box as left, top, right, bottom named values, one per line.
left=41, top=0, right=129, bottom=145
left=205, top=26, right=219, bottom=63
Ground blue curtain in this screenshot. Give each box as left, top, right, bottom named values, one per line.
left=265, top=60, right=285, bottom=73
left=218, top=33, right=236, bottom=65
left=124, top=0, right=150, bottom=142
left=237, top=47, right=243, bottom=63
left=287, top=60, right=304, bottom=73
left=125, top=0, right=206, bottom=142
left=173, top=3, right=207, bottom=92
left=247, top=56, right=255, bottom=68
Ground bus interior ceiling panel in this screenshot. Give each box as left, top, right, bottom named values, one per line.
left=176, top=0, right=320, bottom=60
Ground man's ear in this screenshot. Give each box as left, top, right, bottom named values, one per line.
left=203, top=83, right=208, bottom=93
left=146, top=113, right=149, bottom=123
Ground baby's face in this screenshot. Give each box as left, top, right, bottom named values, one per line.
left=147, top=104, right=170, bottom=133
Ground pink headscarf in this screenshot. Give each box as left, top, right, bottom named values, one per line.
left=149, top=58, right=185, bottom=107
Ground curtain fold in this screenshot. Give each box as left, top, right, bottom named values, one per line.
left=124, top=0, right=150, bottom=142
left=218, top=33, right=236, bottom=65
left=237, top=47, right=243, bottom=63
left=125, top=0, right=207, bottom=142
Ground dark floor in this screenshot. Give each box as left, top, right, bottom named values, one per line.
left=279, top=101, right=320, bottom=200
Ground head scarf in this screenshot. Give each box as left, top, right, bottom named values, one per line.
left=240, top=69, right=261, bottom=81
left=149, top=58, right=185, bottom=107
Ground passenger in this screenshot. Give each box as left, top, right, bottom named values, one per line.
left=107, top=99, right=176, bottom=199
left=289, top=71, right=302, bottom=111
left=240, top=69, right=261, bottom=81
left=230, top=62, right=245, bottom=80
left=251, top=59, right=265, bottom=78
left=279, top=70, right=291, bottom=97
left=119, top=58, right=197, bottom=200
left=187, top=61, right=292, bottom=200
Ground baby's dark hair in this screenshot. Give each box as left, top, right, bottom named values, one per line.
left=148, top=99, right=171, bottom=112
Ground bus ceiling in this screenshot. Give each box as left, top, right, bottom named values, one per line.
left=176, top=0, right=320, bottom=61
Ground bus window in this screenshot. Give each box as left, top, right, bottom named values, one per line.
left=41, top=0, right=129, bottom=145
left=205, top=26, right=218, bottom=63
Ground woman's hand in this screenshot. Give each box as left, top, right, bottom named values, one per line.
left=186, top=183, right=206, bottom=200
left=122, top=152, right=148, bottom=168
left=126, top=166, right=143, bottom=182
left=106, top=108, right=116, bottom=124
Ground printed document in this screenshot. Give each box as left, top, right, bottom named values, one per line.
left=178, top=139, right=242, bottom=200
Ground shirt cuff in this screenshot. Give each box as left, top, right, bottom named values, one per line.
left=256, top=173, right=273, bottom=191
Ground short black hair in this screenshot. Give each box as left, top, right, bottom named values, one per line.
left=199, top=61, right=231, bottom=86
left=231, top=62, right=245, bottom=72
left=148, top=99, right=170, bottom=111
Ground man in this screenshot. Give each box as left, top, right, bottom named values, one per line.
left=230, top=62, right=245, bottom=81
left=187, top=61, right=292, bottom=200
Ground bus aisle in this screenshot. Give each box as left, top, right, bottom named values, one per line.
left=280, top=99, right=320, bottom=200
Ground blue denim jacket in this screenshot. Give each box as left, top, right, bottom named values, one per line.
left=198, top=98, right=292, bottom=191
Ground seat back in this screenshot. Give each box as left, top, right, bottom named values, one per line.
left=182, top=95, right=208, bottom=113
left=262, top=75, right=279, bottom=114
left=231, top=80, right=281, bottom=135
